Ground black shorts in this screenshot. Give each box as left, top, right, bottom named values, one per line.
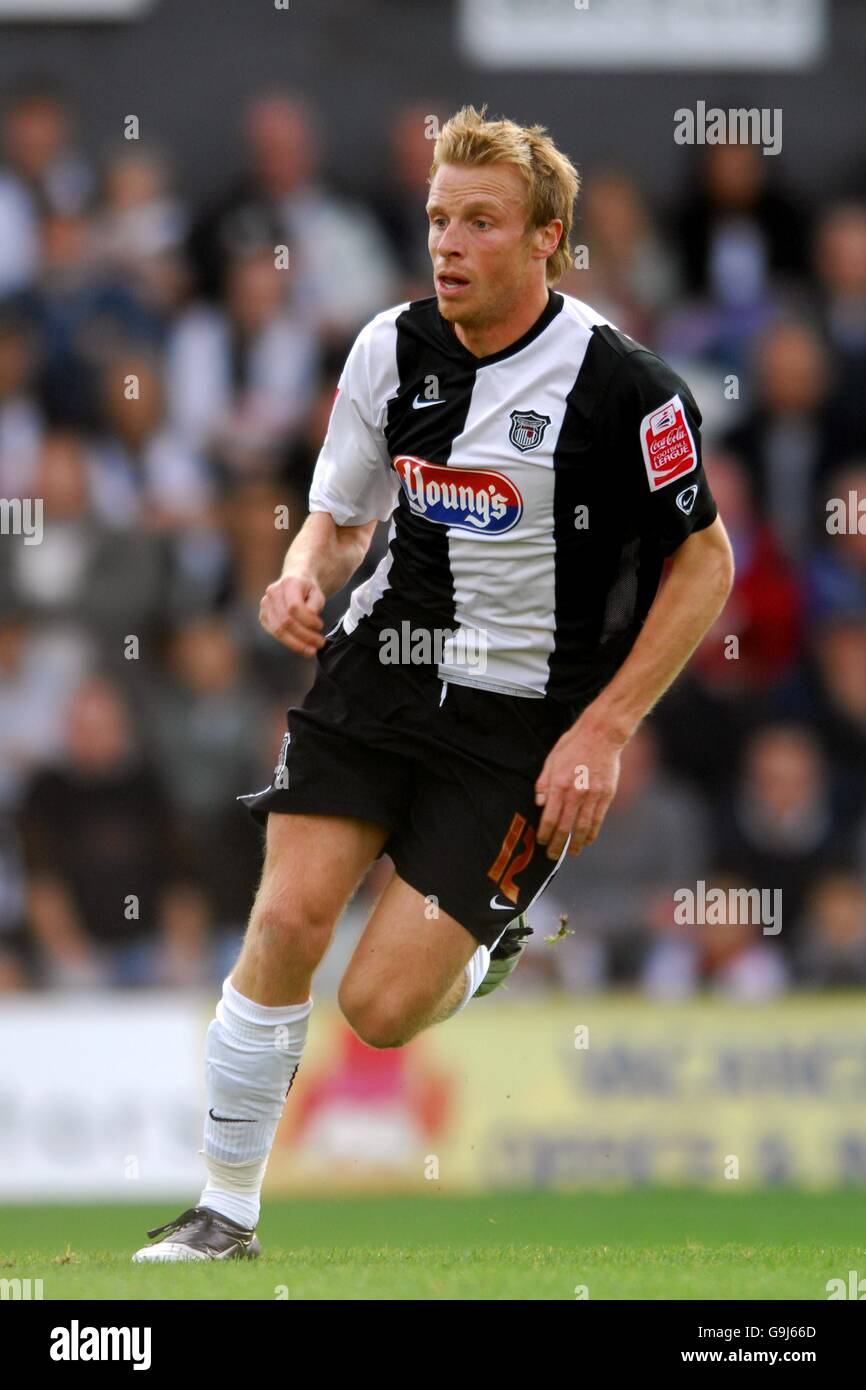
left=239, top=623, right=581, bottom=947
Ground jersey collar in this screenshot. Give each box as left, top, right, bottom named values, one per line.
left=435, top=288, right=563, bottom=368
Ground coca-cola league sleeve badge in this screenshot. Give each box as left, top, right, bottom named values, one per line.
left=638, top=393, right=699, bottom=493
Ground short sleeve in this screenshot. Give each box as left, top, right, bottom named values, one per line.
left=308, top=321, right=399, bottom=526
left=600, top=349, right=718, bottom=556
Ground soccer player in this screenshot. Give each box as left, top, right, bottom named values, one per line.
left=134, top=106, right=734, bottom=1260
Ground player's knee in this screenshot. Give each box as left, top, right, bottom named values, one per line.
left=338, top=981, right=411, bottom=1049
left=347, top=1014, right=411, bottom=1049
left=247, top=898, right=331, bottom=975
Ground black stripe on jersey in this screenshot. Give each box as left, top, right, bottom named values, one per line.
left=548, top=323, right=662, bottom=706
left=430, top=286, right=563, bottom=368
left=350, top=298, right=480, bottom=644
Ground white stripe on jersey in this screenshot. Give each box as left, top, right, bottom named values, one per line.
left=440, top=298, right=606, bottom=695
left=312, top=304, right=403, bottom=638
left=308, top=304, right=404, bottom=528
left=343, top=514, right=397, bottom=636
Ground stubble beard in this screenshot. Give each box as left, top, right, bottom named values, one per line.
left=438, top=277, right=517, bottom=335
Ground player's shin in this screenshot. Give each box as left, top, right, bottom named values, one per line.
left=198, top=976, right=312, bottom=1229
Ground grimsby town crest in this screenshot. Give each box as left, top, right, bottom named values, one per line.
left=508, top=409, right=551, bottom=453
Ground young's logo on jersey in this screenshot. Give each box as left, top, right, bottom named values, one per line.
left=676, top=484, right=699, bottom=515
left=393, top=456, right=523, bottom=534
left=508, top=410, right=551, bottom=453
left=639, top=394, right=698, bottom=492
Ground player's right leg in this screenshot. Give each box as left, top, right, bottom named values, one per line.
left=132, top=809, right=388, bottom=1263
left=229, top=809, right=388, bottom=1005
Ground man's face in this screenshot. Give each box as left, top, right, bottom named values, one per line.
left=427, top=161, right=554, bottom=333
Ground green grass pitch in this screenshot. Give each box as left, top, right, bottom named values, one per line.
left=1, top=1189, right=862, bottom=1300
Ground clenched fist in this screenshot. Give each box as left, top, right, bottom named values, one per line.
left=259, top=574, right=327, bottom=656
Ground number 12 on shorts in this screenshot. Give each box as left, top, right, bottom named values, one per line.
left=487, top=811, right=536, bottom=905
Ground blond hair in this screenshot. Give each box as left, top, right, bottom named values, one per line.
left=430, top=104, right=579, bottom=285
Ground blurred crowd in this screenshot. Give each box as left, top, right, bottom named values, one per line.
left=1, top=79, right=866, bottom=997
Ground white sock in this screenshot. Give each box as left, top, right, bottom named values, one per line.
left=445, top=943, right=491, bottom=1019
left=198, top=976, right=312, bottom=1230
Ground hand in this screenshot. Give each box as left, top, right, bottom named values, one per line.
left=535, top=712, right=626, bottom=860
left=259, top=573, right=326, bottom=656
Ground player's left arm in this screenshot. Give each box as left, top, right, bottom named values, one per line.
left=535, top=515, right=734, bottom=859
left=535, top=350, right=734, bottom=861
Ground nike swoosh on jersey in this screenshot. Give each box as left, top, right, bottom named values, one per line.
left=490, top=896, right=516, bottom=911
left=412, top=395, right=447, bottom=409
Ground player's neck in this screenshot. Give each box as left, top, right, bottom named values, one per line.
left=451, top=283, right=552, bottom=359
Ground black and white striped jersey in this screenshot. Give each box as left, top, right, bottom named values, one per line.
left=308, top=288, right=718, bottom=705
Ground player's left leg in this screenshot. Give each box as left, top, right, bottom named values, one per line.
left=417, top=910, right=534, bottom=1020
left=339, top=673, right=579, bottom=1045
left=338, top=874, right=490, bottom=1047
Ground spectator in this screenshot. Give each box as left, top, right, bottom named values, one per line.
left=0, top=429, right=165, bottom=653
left=689, top=451, right=802, bottom=693
left=374, top=102, right=443, bottom=297
left=14, top=206, right=161, bottom=427
left=723, top=318, right=834, bottom=562
left=806, top=460, right=866, bottom=626
left=0, top=309, right=43, bottom=497
left=643, top=873, right=789, bottom=1001
left=674, top=142, right=809, bottom=304
left=711, top=723, right=855, bottom=945
left=560, top=169, right=679, bottom=343
left=0, top=609, right=89, bottom=811
left=0, top=816, right=30, bottom=990
left=94, top=145, right=189, bottom=320
left=142, top=616, right=267, bottom=956
left=20, top=676, right=203, bottom=987
left=661, top=143, right=809, bottom=374
left=813, top=203, right=866, bottom=362
left=279, top=341, right=345, bottom=504
left=166, top=244, right=318, bottom=469
left=811, top=204, right=866, bottom=472
left=0, top=77, right=93, bottom=296
left=773, top=616, right=866, bottom=816
left=187, top=92, right=398, bottom=337
left=91, top=353, right=228, bottom=618
left=92, top=353, right=215, bottom=526
left=794, top=872, right=866, bottom=987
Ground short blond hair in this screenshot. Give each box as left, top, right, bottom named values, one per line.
left=430, top=104, right=579, bottom=285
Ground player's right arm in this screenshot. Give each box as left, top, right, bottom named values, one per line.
left=259, top=512, right=377, bottom=656
left=259, top=313, right=400, bottom=657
